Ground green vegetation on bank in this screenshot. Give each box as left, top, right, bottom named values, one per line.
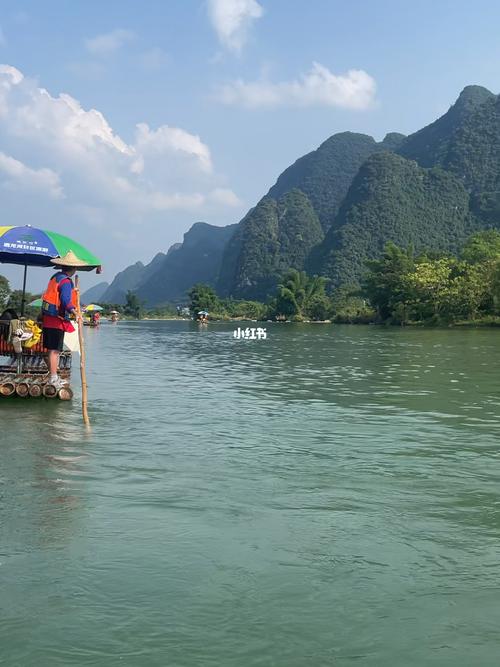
left=184, top=230, right=500, bottom=326
left=363, top=230, right=500, bottom=325
left=187, top=283, right=268, bottom=320
left=187, top=274, right=350, bottom=322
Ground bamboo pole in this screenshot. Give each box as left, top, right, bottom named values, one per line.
left=75, top=275, right=90, bottom=426
left=0, top=376, right=16, bottom=397
left=42, top=382, right=58, bottom=398
left=15, top=378, right=30, bottom=397
left=58, top=386, right=74, bottom=401
left=28, top=377, right=44, bottom=398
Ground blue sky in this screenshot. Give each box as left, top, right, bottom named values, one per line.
left=1, top=0, right=500, bottom=288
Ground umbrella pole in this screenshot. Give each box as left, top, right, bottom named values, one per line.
left=20, top=262, right=28, bottom=317
left=75, top=274, right=90, bottom=426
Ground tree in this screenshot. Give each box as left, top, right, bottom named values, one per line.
left=223, top=299, right=267, bottom=320
left=7, top=289, right=39, bottom=316
left=275, top=270, right=328, bottom=319
left=445, top=262, right=486, bottom=321
left=306, top=295, right=332, bottom=321
left=362, top=237, right=498, bottom=325
left=461, top=230, right=500, bottom=314
left=123, top=291, right=144, bottom=319
left=188, top=283, right=219, bottom=315
left=362, top=243, right=415, bottom=322
left=403, top=258, right=454, bottom=321
left=461, top=230, right=500, bottom=264
left=491, top=263, right=500, bottom=314
left=0, top=275, right=10, bottom=308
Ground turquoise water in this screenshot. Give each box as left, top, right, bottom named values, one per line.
left=1, top=322, right=500, bottom=666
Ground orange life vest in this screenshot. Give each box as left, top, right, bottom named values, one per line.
left=42, top=273, right=76, bottom=318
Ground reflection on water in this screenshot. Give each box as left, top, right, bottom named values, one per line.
left=1, top=322, right=500, bottom=666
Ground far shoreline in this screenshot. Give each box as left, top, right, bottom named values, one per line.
left=122, top=316, right=500, bottom=328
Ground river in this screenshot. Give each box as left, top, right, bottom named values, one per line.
left=1, top=321, right=499, bottom=666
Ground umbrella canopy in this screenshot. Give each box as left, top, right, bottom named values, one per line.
left=0, top=225, right=101, bottom=270
left=197, top=310, right=209, bottom=315
left=0, top=224, right=102, bottom=316
left=28, top=298, right=43, bottom=308
left=84, top=304, right=103, bottom=312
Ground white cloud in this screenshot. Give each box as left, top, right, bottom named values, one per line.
left=0, top=64, right=23, bottom=85
left=0, top=64, right=243, bottom=275
left=217, top=62, right=377, bottom=110
left=209, top=187, right=242, bottom=207
left=0, top=65, right=23, bottom=116
left=208, top=0, right=263, bottom=53
left=85, top=29, right=135, bottom=55
left=135, top=123, right=213, bottom=173
left=0, top=151, right=63, bottom=199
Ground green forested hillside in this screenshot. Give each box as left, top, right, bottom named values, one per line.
left=267, top=132, right=400, bottom=230
left=379, top=132, right=406, bottom=151
left=311, top=152, right=476, bottom=286
left=309, top=86, right=500, bottom=289
left=399, top=85, right=500, bottom=223
left=218, top=189, right=323, bottom=299
left=219, top=132, right=403, bottom=297
left=399, top=85, right=495, bottom=168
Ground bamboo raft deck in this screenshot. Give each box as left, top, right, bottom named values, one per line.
left=0, top=337, right=73, bottom=401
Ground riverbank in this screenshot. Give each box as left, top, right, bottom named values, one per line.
left=131, top=315, right=500, bottom=327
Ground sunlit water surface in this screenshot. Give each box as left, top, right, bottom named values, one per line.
left=1, top=322, right=499, bottom=666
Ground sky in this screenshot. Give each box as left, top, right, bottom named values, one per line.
left=1, top=0, right=500, bottom=290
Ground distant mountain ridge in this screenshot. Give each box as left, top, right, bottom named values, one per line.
left=136, top=222, right=237, bottom=305
left=103, top=222, right=236, bottom=305
left=101, top=252, right=166, bottom=304
left=80, top=281, right=109, bottom=304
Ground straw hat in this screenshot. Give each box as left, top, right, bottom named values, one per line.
left=50, top=250, right=92, bottom=268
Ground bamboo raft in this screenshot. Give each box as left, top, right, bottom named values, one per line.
left=0, top=336, right=73, bottom=401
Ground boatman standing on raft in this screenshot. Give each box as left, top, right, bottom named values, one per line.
left=41, top=250, right=85, bottom=390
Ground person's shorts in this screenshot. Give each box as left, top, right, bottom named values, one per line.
left=43, top=327, right=64, bottom=352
